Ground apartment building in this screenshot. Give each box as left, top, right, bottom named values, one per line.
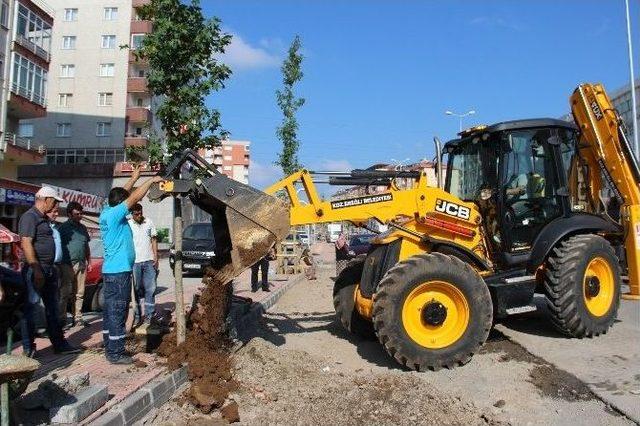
left=0, top=0, right=53, bottom=179
left=199, top=140, right=251, bottom=184
left=21, top=0, right=153, bottom=164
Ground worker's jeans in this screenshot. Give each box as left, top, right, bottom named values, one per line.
left=132, top=260, right=157, bottom=322
left=251, top=257, right=269, bottom=290
left=102, top=272, right=131, bottom=361
left=20, top=264, right=65, bottom=352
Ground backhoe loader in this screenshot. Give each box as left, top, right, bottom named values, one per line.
left=150, top=83, right=639, bottom=371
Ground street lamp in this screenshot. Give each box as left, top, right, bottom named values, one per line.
left=445, top=110, right=476, bottom=132
left=624, top=0, right=639, bottom=157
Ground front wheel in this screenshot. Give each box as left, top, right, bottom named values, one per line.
left=372, top=253, right=493, bottom=371
left=333, top=255, right=375, bottom=339
left=543, top=234, right=621, bottom=337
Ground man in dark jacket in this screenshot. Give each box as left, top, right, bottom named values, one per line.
left=19, top=186, right=80, bottom=357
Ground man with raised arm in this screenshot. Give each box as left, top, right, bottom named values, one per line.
left=99, top=165, right=162, bottom=364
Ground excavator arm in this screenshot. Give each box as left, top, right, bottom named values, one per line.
left=570, top=83, right=640, bottom=298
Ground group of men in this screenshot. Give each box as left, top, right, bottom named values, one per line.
left=17, top=165, right=162, bottom=365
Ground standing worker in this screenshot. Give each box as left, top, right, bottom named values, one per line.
left=128, top=203, right=159, bottom=327
left=100, top=166, right=162, bottom=364
left=251, top=246, right=275, bottom=292
left=58, top=201, right=91, bottom=328
left=19, top=186, right=80, bottom=357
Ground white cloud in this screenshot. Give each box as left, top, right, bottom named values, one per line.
left=222, top=33, right=280, bottom=70
left=249, top=160, right=282, bottom=189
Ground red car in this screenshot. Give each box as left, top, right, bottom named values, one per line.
left=83, top=238, right=105, bottom=312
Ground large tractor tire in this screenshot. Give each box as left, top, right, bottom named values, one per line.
left=372, top=253, right=493, bottom=371
left=543, top=234, right=621, bottom=337
left=333, top=255, right=376, bottom=339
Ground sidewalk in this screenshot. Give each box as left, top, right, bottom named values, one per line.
left=6, top=245, right=323, bottom=424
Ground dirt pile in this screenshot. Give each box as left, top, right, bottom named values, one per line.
left=158, top=267, right=238, bottom=413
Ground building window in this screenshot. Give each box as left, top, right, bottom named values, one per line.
left=58, top=93, right=72, bottom=107
left=223, top=155, right=232, bottom=161
left=63, top=8, right=78, bottom=21
left=223, top=166, right=232, bottom=171
left=96, top=122, right=112, bottom=136
left=0, top=1, right=9, bottom=28
left=98, top=92, right=113, bottom=106
left=99, top=63, right=114, bottom=77
left=101, top=35, right=116, bottom=49
left=136, top=98, right=143, bottom=107
left=56, top=123, right=71, bottom=137
left=131, top=34, right=145, bottom=50
left=103, top=7, right=118, bottom=20
left=60, top=64, right=75, bottom=78
left=10, top=53, right=48, bottom=107
left=62, top=36, right=76, bottom=49
left=17, top=5, right=52, bottom=55
left=19, top=123, right=33, bottom=138
left=223, top=145, right=232, bottom=151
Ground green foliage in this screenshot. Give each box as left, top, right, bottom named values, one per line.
left=275, top=35, right=305, bottom=175
left=130, top=0, right=231, bottom=164
left=156, top=227, right=170, bottom=243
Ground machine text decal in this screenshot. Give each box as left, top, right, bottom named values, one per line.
left=590, top=99, right=604, bottom=120
left=331, top=194, right=393, bottom=209
left=435, top=199, right=471, bottom=220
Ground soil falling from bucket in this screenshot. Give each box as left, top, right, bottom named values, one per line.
left=158, top=266, right=238, bottom=413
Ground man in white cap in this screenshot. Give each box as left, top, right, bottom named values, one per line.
left=18, top=186, right=81, bottom=357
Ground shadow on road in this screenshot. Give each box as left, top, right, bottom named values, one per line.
left=239, top=308, right=402, bottom=370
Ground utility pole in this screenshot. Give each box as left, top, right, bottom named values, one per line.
left=625, top=0, right=639, bottom=157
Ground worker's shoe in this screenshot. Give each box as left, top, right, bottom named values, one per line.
left=262, top=285, right=270, bottom=292
left=23, top=344, right=37, bottom=358
left=107, top=355, right=133, bottom=365
left=251, top=285, right=259, bottom=293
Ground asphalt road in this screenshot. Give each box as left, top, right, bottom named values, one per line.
left=251, top=258, right=639, bottom=425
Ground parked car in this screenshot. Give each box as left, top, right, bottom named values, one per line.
left=296, top=232, right=309, bottom=245
left=169, top=222, right=216, bottom=276
left=348, top=234, right=376, bottom=256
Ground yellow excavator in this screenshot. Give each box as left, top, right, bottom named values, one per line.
left=150, top=83, right=639, bottom=371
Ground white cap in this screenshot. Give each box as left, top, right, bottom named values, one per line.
left=36, top=186, right=65, bottom=202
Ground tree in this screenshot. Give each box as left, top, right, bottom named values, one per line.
left=128, top=0, right=232, bottom=164
left=275, top=35, right=305, bottom=175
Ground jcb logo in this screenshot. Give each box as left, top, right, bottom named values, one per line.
left=590, top=100, right=603, bottom=120
left=435, top=199, right=470, bottom=220
left=158, top=180, right=174, bottom=192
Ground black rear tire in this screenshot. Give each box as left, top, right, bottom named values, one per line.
left=332, top=255, right=375, bottom=339
left=543, top=234, right=621, bottom=337
left=372, top=253, right=492, bottom=371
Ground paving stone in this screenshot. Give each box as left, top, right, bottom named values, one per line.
left=49, top=384, right=108, bottom=424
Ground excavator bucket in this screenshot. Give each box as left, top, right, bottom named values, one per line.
left=149, top=170, right=290, bottom=283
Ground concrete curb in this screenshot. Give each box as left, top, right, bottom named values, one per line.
left=92, top=366, right=188, bottom=426
left=91, top=274, right=303, bottom=425
left=50, top=384, right=109, bottom=424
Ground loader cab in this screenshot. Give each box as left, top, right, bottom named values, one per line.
left=444, top=119, right=579, bottom=267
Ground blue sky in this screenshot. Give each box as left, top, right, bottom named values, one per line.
left=203, top=0, right=640, bottom=189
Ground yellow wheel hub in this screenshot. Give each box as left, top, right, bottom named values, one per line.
left=583, top=257, right=615, bottom=317
left=402, top=280, right=469, bottom=349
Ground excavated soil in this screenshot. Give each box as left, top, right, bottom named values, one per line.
left=158, top=266, right=238, bottom=413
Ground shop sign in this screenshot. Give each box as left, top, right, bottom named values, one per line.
left=4, top=189, right=35, bottom=205
left=45, top=184, right=105, bottom=214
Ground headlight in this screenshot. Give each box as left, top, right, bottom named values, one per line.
left=204, top=251, right=216, bottom=257
left=170, top=248, right=175, bottom=255
left=348, top=250, right=355, bottom=256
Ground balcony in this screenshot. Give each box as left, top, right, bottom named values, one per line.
left=7, top=85, right=47, bottom=119
left=1, top=133, right=46, bottom=178
left=132, top=0, right=150, bottom=6
left=126, top=106, right=151, bottom=123
left=127, top=77, right=148, bottom=93
left=131, top=20, right=152, bottom=33
left=124, top=135, right=149, bottom=147
left=129, top=50, right=148, bottom=63
left=13, top=37, right=51, bottom=63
